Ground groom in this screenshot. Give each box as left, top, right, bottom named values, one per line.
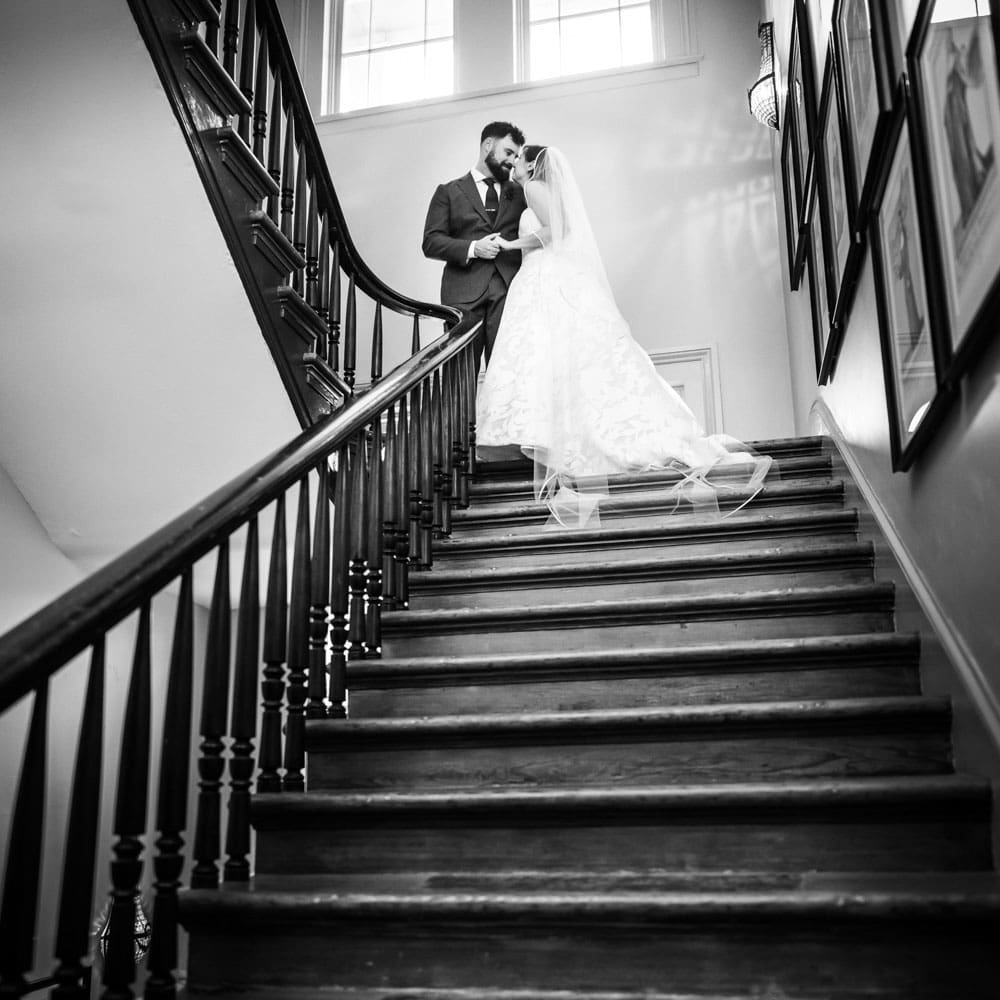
left=422, top=121, right=527, bottom=367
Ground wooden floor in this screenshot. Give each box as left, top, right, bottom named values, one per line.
left=180, top=437, right=1000, bottom=999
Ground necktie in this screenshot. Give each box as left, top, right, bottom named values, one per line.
left=484, top=178, right=499, bottom=225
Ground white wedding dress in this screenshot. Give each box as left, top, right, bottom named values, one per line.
left=476, top=149, right=772, bottom=527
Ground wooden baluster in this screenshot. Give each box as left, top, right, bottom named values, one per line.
left=306, top=180, right=320, bottom=320
left=343, top=274, right=357, bottom=388
left=408, top=383, right=423, bottom=569
left=371, top=303, right=383, bottom=385
left=381, top=404, right=398, bottom=610
left=252, top=28, right=269, bottom=165
left=329, top=242, right=342, bottom=371
left=430, top=369, right=445, bottom=538
left=395, top=394, right=411, bottom=608
left=266, top=72, right=283, bottom=224
left=348, top=432, right=369, bottom=658
left=283, top=477, right=311, bottom=791
left=419, top=377, right=436, bottom=569
left=317, top=216, right=331, bottom=353
left=292, top=143, right=308, bottom=294
left=52, top=641, right=105, bottom=998
left=366, top=417, right=384, bottom=657
left=411, top=313, right=421, bottom=355
left=447, top=359, right=462, bottom=515
left=191, top=543, right=232, bottom=890
left=222, top=0, right=240, bottom=80
left=145, top=572, right=196, bottom=1000
left=455, top=351, right=471, bottom=508
left=205, top=16, right=219, bottom=57
left=439, top=362, right=454, bottom=536
left=280, top=111, right=296, bottom=243
left=236, top=0, right=256, bottom=144
left=101, top=604, right=152, bottom=1000
left=465, top=345, right=478, bottom=481
left=257, top=494, right=287, bottom=793
left=307, top=461, right=331, bottom=719
left=329, top=445, right=350, bottom=717
left=225, top=517, right=259, bottom=881
left=0, top=681, right=48, bottom=995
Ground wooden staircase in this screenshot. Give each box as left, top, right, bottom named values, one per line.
left=181, top=436, right=999, bottom=998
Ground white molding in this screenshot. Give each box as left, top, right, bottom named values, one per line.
left=315, top=56, right=702, bottom=134
left=810, top=397, right=1000, bottom=754
left=648, top=345, right=724, bottom=435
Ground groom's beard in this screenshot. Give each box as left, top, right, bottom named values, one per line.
left=485, top=152, right=510, bottom=183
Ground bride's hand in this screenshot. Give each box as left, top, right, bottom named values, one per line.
left=493, top=236, right=512, bottom=251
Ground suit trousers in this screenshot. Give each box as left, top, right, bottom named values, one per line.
left=451, top=268, right=509, bottom=373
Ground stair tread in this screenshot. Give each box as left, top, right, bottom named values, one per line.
left=382, top=582, right=894, bottom=630
left=409, top=540, right=874, bottom=590
left=252, top=774, right=989, bottom=820
left=309, top=695, right=948, bottom=744
left=434, top=508, right=858, bottom=554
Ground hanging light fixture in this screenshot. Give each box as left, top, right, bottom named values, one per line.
left=748, top=21, right=779, bottom=130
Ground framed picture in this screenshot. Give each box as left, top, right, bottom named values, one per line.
left=816, top=43, right=864, bottom=381
left=781, top=113, right=808, bottom=289
left=806, top=203, right=834, bottom=377
left=789, top=0, right=820, bottom=227
left=833, top=0, right=894, bottom=219
left=870, top=88, right=952, bottom=470
left=886, top=0, right=923, bottom=78
left=908, top=0, right=1000, bottom=384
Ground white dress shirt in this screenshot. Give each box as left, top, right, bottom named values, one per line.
left=467, top=167, right=501, bottom=260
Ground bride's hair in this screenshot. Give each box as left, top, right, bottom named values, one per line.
left=522, top=145, right=548, bottom=179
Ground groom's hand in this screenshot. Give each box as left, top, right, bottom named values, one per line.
left=473, top=234, right=501, bottom=259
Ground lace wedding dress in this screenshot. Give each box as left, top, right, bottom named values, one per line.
left=476, top=148, right=772, bottom=527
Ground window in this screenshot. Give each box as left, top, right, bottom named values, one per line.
left=333, top=0, right=454, bottom=113
left=519, top=0, right=660, bottom=81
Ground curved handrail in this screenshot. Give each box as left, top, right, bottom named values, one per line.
left=0, top=315, right=480, bottom=713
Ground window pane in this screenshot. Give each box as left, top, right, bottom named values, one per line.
left=424, top=38, right=454, bottom=96
left=529, top=0, right=559, bottom=21
left=371, top=0, right=426, bottom=47
left=339, top=52, right=369, bottom=112
left=530, top=20, right=562, bottom=79
left=369, top=43, right=426, bottom=104
left=621, top=4, right=653, bottom=64
left=560, top=11, right=622, bottom=75
left=342, top=0, right=371, bottom=53
left=427, top=0, right=453, bottom=38
left=561, top=0, right=618, bottom=16
left=931, top=0, right=988, bottom=19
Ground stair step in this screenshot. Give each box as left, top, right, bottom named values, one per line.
left=307, top=695, right=951, bottom=791
left=349, top=633, right=922, bottom=717
left=449, top=479, right=844, bottom=535
left=407, top=540, right=874, bottom=608
left=432, top=508, right=859, bottom=568
left=182, top=871, right=1000, bottom=997
left=469, top=455, right=832, bottom=507
left=380, top=583, right=895, bottom=656
left=253, top=775, right=993, bottom=876
left=469, top=454, right=832, bottom=505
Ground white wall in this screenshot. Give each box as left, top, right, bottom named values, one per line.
left=311, top=0, right=795, bottom=441
left=767, top=0, right=1000, bottom=756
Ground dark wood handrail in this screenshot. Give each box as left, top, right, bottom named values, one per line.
left=0, top=317, right=480, bottom=714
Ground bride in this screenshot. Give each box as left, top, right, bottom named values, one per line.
left=475, top=144, right=773, bottom=527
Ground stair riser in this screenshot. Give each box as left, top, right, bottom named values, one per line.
left=433, top=528, right=859, bottom=570
left=307, top=728, right=952, bottom=791
left=407, top=565, right=873, bottom=610
left=348, top=663, right=922, bottom=717
left=186, top=922, right=999, bottom=997
left=380, top=610, right=895, bottom=657
left=254, top=815, right=991, bottom=876
left=448, top=497, right=844, bottom=536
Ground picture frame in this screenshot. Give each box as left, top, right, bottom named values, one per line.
left=886, top=0, right=922, bottom=80
left=833, top=0, right=895, bottom=220
left=781, top=111, right=808, bottom=289
left=908, top=0, right=1000, bottom=386
left=806, top=200, right=834, bottom=377
left=816, top=43, right=865, bottom=382
left=789, top=0, right=820, bottom=233
left=869, top=85, right=952, bottom=470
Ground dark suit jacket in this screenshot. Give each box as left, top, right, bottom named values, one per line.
left=422, top=173, right=528, bottom=307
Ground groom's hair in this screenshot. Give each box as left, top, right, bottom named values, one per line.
left=481, top=121, right=525, bottom=146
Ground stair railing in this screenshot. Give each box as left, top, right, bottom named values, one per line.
left=0, top=314, right=482, bottom=999
left=128, top=0, right=459, bottom=424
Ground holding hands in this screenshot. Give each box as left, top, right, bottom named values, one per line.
left=474, top=234, right=503, bottom=259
